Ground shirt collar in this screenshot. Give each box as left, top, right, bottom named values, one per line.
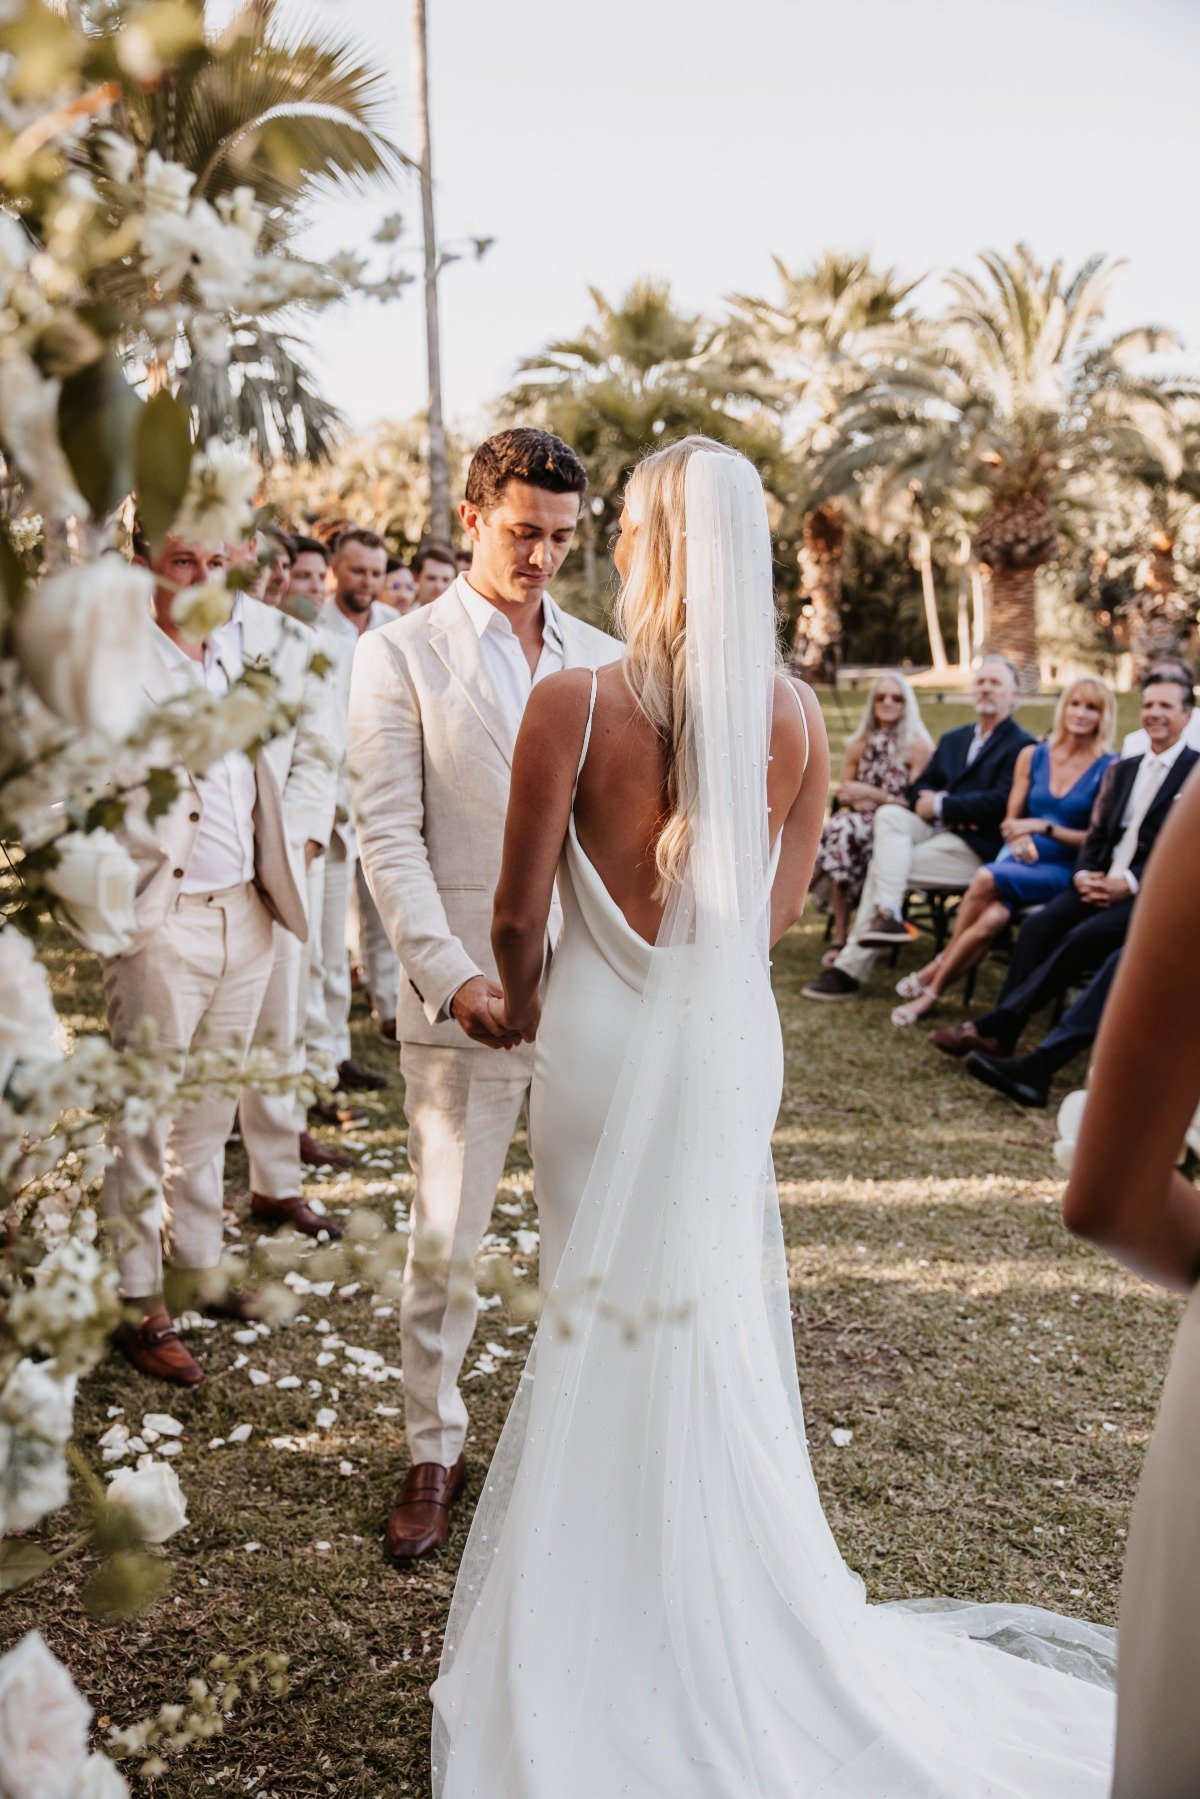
left=1146, top=734, right=1188, bottom=772
left=457, top=575, right=559, bottom=649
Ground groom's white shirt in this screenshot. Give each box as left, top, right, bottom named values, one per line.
left=347, top=574, right=621, bottom=1048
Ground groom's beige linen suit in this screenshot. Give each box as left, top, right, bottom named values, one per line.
left=349, top=576, right=620, bottom=1465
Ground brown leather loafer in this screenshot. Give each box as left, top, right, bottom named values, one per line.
left=114, top=1307, right=205, bottom=1388
left=204, top=1289, right=263, bottom=1323
left=336, top=1057, right=387, bottom=1093
left=930, top=1021, right=1008, bottom=1059
left=300, top=1129, right=350, bottom=1170
left=250, top=1192, right=344, bottom=1241
left=384, top=1457, right=467, bottom=1561
left=378, top=1017, right=397, bottom=1042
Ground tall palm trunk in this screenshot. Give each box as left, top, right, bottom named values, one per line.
left=797, top=499, right=844, bottom=680
left=1126, top=530, right=1192, bottom=678
left=972, top=493, right=1058, bottom=693
left=913, top=529, right=948, bottom=672
left=413, top=0, right=450, bottom=544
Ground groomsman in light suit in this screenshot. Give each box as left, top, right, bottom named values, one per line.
left=104, top=529, right=320, bottom=1387
left=349, top=429, right=621, bottom=1560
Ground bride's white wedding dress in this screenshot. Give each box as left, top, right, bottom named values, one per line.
left=431, top=452, right=1115, bottom=1796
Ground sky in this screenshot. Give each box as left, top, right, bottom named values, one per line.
left=294, top=0, right=1200, bottom=434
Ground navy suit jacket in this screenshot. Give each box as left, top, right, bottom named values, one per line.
left=1077, top=746, right=1199, bottom=884
left=908, top=715, right=1036, bottom=862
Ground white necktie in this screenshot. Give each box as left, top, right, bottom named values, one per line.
left=1109, top=754, right=1165, bottom=878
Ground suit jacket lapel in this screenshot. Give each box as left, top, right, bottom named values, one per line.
left=550, top=596, right=594, bottom=672
left=428, top=584, right=519, bottom=768
left=1142, top=748, right=1197, bottom=835
left=964, top=716, right=1013, bottom=781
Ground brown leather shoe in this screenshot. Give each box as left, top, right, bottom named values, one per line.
left=930, top=1021, right=1007, bottom=1059
left=114, top=1306, right=205, bottom=1388
left=250, top=1192, right=344, bottom=1241
left=204, top=1290, right=263, bottom=1323
left=309, top=1100, right=370, bottom=1130
left=378, top=1017, right=397, bottom=1042
left=300, top=1129, right=350, bottom=1170
left=336, top=1057, right=387, bottom=1093
left=384, top=1457, right=468, bottom=1561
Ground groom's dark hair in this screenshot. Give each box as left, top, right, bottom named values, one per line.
left=466, top=428, right=587, bottom=514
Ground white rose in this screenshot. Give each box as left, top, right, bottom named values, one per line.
left=172, top=438, right=257, bottom=550
left=141, top=149, right=195, bottom=214
left=0, top=1359, right=77, bottom=1443
left=42, top=830, right=138, bottom=958
left=0, top=354, right=87, bottom=519
left=76, top=1754, right=130, bottom=1798
left=170, top=575, right=233, bottom=643
left=0, top=1632, right=91, bottom=1799
left=107, top=1460, right=188, bottom=1544
left=0, top=929, right=61, bottom=1094
left=12, top=559, right=157, bottom=739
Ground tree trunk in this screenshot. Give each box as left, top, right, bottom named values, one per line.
left=984, top=563, right=1041, bottom=692
left=1125, top=533, right=1193, bottom=678
left=971, top=564, right=987, bottom=660
left=581, top=504, right=596, bottom=604
left=413, top=0, right=450, bottom=544
left=914, top=529, right=949, bottom=672
left=796, top=499, right=844, bottom=682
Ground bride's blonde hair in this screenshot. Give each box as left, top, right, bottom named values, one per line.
left=616, top=434, right=773, bottom=894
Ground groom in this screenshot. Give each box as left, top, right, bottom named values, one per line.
left=348, top=428, right=621, bottom=1559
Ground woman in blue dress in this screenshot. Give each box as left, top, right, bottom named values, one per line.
left=892, top=676, right=1117, bottom=1025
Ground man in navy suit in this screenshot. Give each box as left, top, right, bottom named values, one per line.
left=804, top=656, right=1034, bottom=999
left=931, top=671, right=1198, bottom=1095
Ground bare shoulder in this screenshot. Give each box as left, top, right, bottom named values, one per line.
left=771, top=672, right=824, bottom=750
left=519, top=668, right=595, bottom=741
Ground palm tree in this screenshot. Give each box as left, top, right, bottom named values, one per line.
left=824, top=247, right=1180, bottom=688
left=96, top=0, right=402, bottom=460
left=724, top=253, right=919, bottom=674
left=1104, top=409, right=1200, bottom=675
left=506, top=281, right=781, bottom=613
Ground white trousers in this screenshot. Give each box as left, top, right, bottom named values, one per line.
left=352, top=859, right=400, bottom=1026
left=307, top=836, right=353, bottom=1069
left=400, top=1040, right=534, bottom=1466
left=835, top=804, right=982, bottom=983
left=102, top=883, right=274, bottom=1298
left=239, top=857, right=324, bottom=1197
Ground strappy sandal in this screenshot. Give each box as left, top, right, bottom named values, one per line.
left=890, top=985, right=939, bottom=1027
left=896, top=963, right=940, bottom=1000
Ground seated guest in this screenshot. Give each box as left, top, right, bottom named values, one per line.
left=932, top=669, right=1198, bottom=1065
left=892, top=677, right=1116, bottom=1025
left=1059, top=768, right=1200, bottom=1797
left=412, top=540, right=458, bottom=606
left=1121, top=657, right=1200, bottom=756
left=963, top=947, right=1122, bottom=1106
left=811, top=673, right=933, bottom=967
left=803, top=656, right=1033, bottom=1000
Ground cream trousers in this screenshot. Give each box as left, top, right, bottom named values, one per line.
left=239, top=857, right=325, bottom=1197
left=400, top=1040, right=534, bottom=1466
left=1112, top=1281, right=1200, bottom=1796
left=352, top=858, right=400, bottom=1026
left=102, top=882, right=274, bottom=1299
left=835, top=804, right=982, bottom=983
left=307, top=836, right=353, bottom=1069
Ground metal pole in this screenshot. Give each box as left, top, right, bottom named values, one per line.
left=412, top=0, right=450, bottom=543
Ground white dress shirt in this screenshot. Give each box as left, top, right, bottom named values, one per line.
left=317, top=596, right=399, bottom=639
left=456, top=576, right=565, bottom=733
left=1121, top=710, right=1200, bottom=759
left=155, top=601, right=258, bottom=894
left=1109, top=733, right=1190, bottom=893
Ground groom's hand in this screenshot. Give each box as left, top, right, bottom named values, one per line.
left=450, top=977, right=522, bottom=1048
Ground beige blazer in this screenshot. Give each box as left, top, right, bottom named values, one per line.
left=115, top=596, right=329, bottom=952
left=348, top=581, right=621, bottom=1049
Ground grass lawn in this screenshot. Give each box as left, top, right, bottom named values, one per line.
left=2, top=687, right=1173, bottom=1796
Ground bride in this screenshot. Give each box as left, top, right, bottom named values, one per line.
left=430, top=438, right=1115, bottom=1796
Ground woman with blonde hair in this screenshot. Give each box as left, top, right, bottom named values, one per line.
left=431, top=436, right=1114, bottom=1794
left=892, top=674, right=1117, bottom=1025
left=813, top=672, right=933, bottom=965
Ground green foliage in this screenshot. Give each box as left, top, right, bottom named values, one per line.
left=134, top=389, right=195, bottom=550
left=57, top=353, right=142, bottom=521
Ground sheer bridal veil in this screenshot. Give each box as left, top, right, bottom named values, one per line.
left=432, top=444, right=1114, bottom=1799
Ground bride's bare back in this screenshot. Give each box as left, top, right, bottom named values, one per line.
left=492, top=658, right=830, bottom=1033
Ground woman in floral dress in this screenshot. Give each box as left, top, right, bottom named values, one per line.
left=813, top=673, right=933, bottom=964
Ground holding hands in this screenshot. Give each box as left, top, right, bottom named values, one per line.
left=449, top=976, right=540, bottom=1049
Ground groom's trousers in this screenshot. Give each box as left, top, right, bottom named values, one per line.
left=399, top=1039, right=535, bottom=1466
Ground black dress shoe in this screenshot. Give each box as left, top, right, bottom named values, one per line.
left=336, top=1058, right=387, bottom=1093
left=965, top=1050, right=1051, bottom=1108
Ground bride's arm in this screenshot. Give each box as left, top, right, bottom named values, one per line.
left=491, top=670, right=592, bottom=1040
left=770, top=679, right=830, bottom=947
